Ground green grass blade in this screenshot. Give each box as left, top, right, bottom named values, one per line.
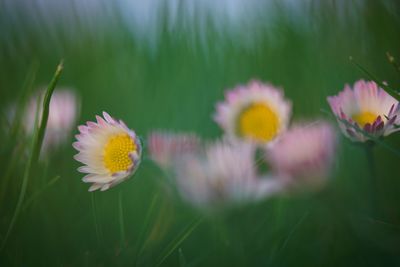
left=134, top=192, right=159, bottom=264
left=1, top=61, right=39, bottom=202
left=9, top=60, right=40, bottom=139
left=22, top=175, right=60, bottom=212
left=280, top=211, right=309, bottom=252
left=178, top=248, right=187, bottom=267
left=0, top=145, right=24, bottom=207
left=0, top=97, right=41, bottom=251
left=154, top=217, right=203, bottom=267
left=32, top=61, right=64, bottom=162
left=0, top=62, right=64, bottom=251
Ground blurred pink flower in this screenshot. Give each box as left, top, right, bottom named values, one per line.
left=23, top=88, right=80, bottom=154
left=174, top=140, right=281, bottom=210
left=147, top=131, right=200, bottom=170
left=214, top=80, right=292, bottom=145
left=327, top=80, right=400, bottom=142
left=266, top=121, right=337, bottom=191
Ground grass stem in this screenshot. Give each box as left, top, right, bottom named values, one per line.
left=118, top=190, right=126, bottom=248
left=364, top=143, right=379, bottom=216
left=0, top=62, right=63, bottom=251
left=32, top=61, right=64, bottom=162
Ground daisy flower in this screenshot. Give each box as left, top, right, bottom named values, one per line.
left=327, top=80, right=400, bottom=142
left=174, top=140, right=281, bottom=210
left=147, top=131, right=200, bottom=170
left=266, top=121, right=337, bottom=191
left=7, top=88, right=80, bottom=156
left=73, top=112, right=142, bottom=192
left=214, top=80, right=292, bottom=145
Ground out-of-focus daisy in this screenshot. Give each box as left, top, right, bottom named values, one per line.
left=9, top=88, right=79, bottom=155
left=73, top=112, right=142, bottom=192
left=266, top=121, right=337, bottom=191
left=148, top=131, right=200, bottom=170
left=29, top=89, right=79, bottom=151
left=174, top=140, right=281, bottom=210
left=214, top=80, right=291, bottom=145
left=327, top=80, right=400, bottom=142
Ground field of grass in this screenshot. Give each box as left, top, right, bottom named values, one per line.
left=1, top=1, right=400, bottom=266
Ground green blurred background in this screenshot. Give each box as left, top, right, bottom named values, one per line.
left=1, top=0, right=400, bottom=266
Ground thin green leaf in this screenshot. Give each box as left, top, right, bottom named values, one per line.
left=0, top=144, right=25, bottom=207
left=10, top=60, right=40, bottom=139
left=32, top=61, right=64, bottom=162
left=134, top=193, right=159, bottom=264
left=0, top=96, right=41, bottom=251
left=22, top=175, right=60, bottom=212
left=1, top=62, right=64, bottom=250
left=178, top=248, right=187, bottom=267
left=154, top=217, right=203, bottom=267
left=280, top=211, right=309, bottom=252
left=1, top=61, right=39, bottom=201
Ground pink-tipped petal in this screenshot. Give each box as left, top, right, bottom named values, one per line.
left=73, top=112, right=142, bottom=192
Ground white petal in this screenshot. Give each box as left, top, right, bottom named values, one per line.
left=89, top=183, right=103, bottom=192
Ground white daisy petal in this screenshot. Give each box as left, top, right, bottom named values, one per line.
left=73, top=112, right=142, bottom=192
left=100, top=184, right=111, bottom=191
left=88, top=183, right=103, bottom=192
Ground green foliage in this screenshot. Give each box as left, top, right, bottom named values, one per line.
left=0, top=1, right=400, bottom=266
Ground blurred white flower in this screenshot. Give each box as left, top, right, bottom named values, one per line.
left=23, top=89, right=80, bottom=154
left=6, top=88, right=80, bottom=156
left=147, top=131, right=200, bottom=170
left=214, top=80, right=291, bottom=145
left=266, top=121, right=337, bottom=192
left=174, top=140, right=281, bottom=210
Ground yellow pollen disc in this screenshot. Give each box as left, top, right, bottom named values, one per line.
left=103, top=133, right=136, bottom=173
left=352, top=111, right=378, bottom=127
left=237, top=102, right=280, bottom=143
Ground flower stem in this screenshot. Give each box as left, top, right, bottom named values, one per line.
left=90, top=193, right=102, bottom=246
left=118, top=190, right=126, bottom=249
left=364, top=142, right=379, bottom=215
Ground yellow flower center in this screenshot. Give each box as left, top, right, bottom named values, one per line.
left=237, top=102, right=280, bottom=143
left=103, top=133, right=136, bottom=173
left=352, top=111, right=378, bottom=127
